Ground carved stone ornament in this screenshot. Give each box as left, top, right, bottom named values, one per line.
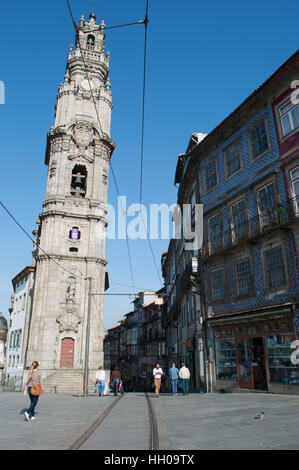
left=73, top=121, right=94, bottom=149
left=65, top=196, right=89, bottom=208
left=68, top=121, right=95, bottom=163
left=68, top=152, right=94, bottom=164
left=49, top=160, right=57, bottom=177
left=57, top=304, right=82, bottom=333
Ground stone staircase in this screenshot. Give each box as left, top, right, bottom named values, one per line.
left=43, top=369, right=95, bottom=395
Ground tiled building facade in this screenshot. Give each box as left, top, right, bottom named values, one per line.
left=162, top=50, right=299, bottom=394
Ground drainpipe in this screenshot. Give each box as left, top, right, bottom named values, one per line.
left=281, top=168, right=299, bottom=284
left=195, top=162, right=209, bottom=394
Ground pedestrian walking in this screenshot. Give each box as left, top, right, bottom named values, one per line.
left=23, top=361, right=44, bottom=421
left=153, top=363, right=163, bottom=397
left=169, top=363, right=179, bottom=396
left=110, top=366, right=121, bottom=396
left=179, top=363, right=191, bottom=396
left=95, top=365, right=106, bottom=397
left=119, top=379, right=124, bottom=395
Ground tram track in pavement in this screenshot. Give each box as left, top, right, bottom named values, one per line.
left=145, top=392, right=159, bottom=450
left=68, top=393, right=159, bottom=450
left=68, top=394, right=123, bottom=450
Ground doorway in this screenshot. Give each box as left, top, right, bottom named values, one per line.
left=237, top=338, right=253, bottom=389
left=60, top=338, right=74, bottom=368
left=236, top=336, right=268, bottom=390
left=250, top=337, right=267, bottom=390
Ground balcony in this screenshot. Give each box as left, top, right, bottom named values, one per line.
left=167, top=302, right=180, bottom=323
left=201, top=197, right=299, bottom=260
left=176, top=263, right=193, bottom=299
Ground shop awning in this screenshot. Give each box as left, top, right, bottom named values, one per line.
left=206, top=303, right=294, bottom=326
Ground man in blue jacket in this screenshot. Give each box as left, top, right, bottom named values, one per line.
left=169, top=363, right=179, bottom=396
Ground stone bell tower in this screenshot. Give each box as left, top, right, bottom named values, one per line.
left=24, top=13, right=115, bottom=392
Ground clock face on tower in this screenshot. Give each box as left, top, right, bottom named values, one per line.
left=81, top=79, right=95, bottom=91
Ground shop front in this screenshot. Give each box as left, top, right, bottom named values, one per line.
left=209, top=308, right=299, bottom=394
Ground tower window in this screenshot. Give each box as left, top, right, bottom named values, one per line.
left=69, top=227, right=81, bottom=240
left=87, top=34, right=95, bottom=47
left=71, top=165, right=87, bottom=198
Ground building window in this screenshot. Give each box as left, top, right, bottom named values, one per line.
left=266, top=334, right=299, bottom=384
left=249, top=119, right=270, bottom=159
left=264, top=246, right=287, bottom=290
left=9, top=332, right=14, bottom=349
left=211, top=268, right=225, bottom=301
left=15, top=331, right=19, bottom=349
left=224, top=141, right=242, bottom=178
left=208, top=213, right=222, bottom=252
left=13, top=331, right=18, bottom=348
left=204, top=159, right=218, bottom=192
left=17, top=330, right=22, bottom=347
left=69, top=227, right=81, bottom=240
left=279, top=99, right=299, bottom=136
left=230, top=199, right=247, bottom=241
left=235, top=259, right=253, bottom=296
left=257, top=182, right=276, bottom=228
left=215, top=338, right=237, bottom=380
left=290, top=166, right=299, bottom=210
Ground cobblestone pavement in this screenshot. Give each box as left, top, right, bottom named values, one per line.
left=1, top=391, right=299, bottom=450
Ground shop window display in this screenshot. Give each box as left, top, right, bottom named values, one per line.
left=266, top=334, right=299, bottom=384
left=215, top=338, right=237, bottom=380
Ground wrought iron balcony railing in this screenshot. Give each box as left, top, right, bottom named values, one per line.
left=175, top=263, right=192, bottom=299
left=167, top=301, right=180, bottom=322
left=201, top=196, right=299, bottom=259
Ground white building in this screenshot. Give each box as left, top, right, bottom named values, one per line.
left=5, top=266, right=34, bottom=386
left=0, top=312, right=8, bottom=381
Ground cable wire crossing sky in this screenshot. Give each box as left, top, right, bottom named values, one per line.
left=0, top=0, right=298, bottom=331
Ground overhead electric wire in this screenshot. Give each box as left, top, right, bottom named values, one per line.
left=2, top=2, right=162, bottom=298
left=103, top=20, right=146, bottom=31
left=77, top=21, right=146, bottom=35
left=139, top=0, right=149, bottom=209
left=92, top=294, right=107, bottom=333
left=138, top=0, right=163, bottom=288
left=93, top=293, right=157, bottom=296
left=110, top=281, right=155, bottom=291
left=109, top=165, right=136, bottom=298
left=66, top=0, right=137, bottom=297
left=67, top=0, right=163, bottom=289
left=0, top=200, right=83, bottom=280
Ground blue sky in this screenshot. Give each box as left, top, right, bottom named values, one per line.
left=0, top=0, right=298, bottom=330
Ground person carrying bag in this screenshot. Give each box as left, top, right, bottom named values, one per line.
left=23, top=361, right=44, bottom=421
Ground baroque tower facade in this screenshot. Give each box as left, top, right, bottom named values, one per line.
left=25, top=13, right=114, bottom=391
